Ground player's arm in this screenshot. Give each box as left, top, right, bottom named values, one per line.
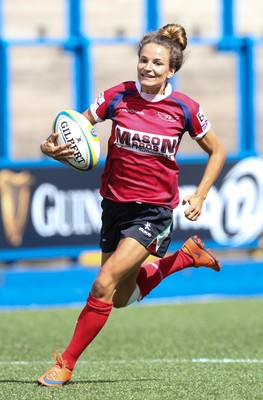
left=82, top=108, right=97, bottom=125
left=182, top=129, right=226, bottom=221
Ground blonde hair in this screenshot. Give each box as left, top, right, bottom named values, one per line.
left=138, top=23, right=187, bottom=71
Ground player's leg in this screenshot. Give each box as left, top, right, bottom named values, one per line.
left=90, top=236, right=150, bottom=302
left=107, top=201, right=221, bottom=308
left=113, top=245, right=193, bottom=307
left=37, top=292, right=114, bottom=387
left=112, top=267, right=142, bottom=308
left=131, top=235, right=222, bottom=303
left=38, top=237, right=149, bottom=387
left=98, top=245, right=146, bottom=308
left=62, top=237, right=149, bottom=363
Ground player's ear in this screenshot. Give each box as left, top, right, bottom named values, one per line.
left=167, top=68, right=176, bottom=79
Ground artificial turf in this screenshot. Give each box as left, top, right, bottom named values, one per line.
left=0, top=298, right=262, bottom=399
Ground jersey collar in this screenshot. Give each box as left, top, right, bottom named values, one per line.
left=135, top=80, right=172, bottom=102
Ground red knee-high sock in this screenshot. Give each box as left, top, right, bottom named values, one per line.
left=136, top=250, right=193, bottom=299
left=62, top=293, right=113, bottom=370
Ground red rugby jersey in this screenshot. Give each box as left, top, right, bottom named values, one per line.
left=90, top=81, right=211, bottom=209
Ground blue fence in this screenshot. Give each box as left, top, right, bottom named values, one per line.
left=0, top=0, right=261, bottom=162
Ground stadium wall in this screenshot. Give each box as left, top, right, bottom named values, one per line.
left=1, top=261, right=263, bottom=308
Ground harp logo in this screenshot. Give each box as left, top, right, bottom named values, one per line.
left=0, top=170, right=33, bottom=246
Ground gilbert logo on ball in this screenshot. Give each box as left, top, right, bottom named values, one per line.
left=53, top=110, right=100, bottom=171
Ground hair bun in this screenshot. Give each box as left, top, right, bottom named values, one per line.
left=158, top=23, right=187, bottom=50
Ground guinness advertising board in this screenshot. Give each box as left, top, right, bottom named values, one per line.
left=0, top=157, right=263, bottom=260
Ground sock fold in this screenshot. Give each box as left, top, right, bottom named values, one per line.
left=82, top=293, right=113, bottom=315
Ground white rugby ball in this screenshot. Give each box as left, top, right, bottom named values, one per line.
left=53, top=110, right=100, bottom=171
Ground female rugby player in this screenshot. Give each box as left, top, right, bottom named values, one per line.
left=38, top=23, right=226, bottom=387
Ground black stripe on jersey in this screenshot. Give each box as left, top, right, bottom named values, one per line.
left=105, top=89, right=138, bottom=120
left=169, top=95, right=193, bottom=132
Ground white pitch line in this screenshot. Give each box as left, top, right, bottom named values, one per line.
left=0, top=358, right=263, bottom=366
left=191, top=358, right=263, bottom=364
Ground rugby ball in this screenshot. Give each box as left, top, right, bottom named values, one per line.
left=53, top=110, right=100, bottom=171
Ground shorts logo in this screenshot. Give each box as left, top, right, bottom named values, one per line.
left=139, top=222, right=152, bottom=237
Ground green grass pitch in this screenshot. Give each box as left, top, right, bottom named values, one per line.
left=0, top=298, right=263, bottom=400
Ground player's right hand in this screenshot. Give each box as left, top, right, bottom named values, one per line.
left=40, top=132, right=75, bottom=160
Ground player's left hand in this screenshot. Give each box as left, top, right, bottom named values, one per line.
left=182, top=193, right=204, bottom=221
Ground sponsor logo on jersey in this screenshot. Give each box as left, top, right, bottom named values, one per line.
left=114, top=125, right=179, bottom=160
left=196, top=107, right=209, bottom=131
left=157, top=112, right=179, bottom=122
left=119, top=108, right=144, bottom=115
left=93, top=93, right=105, bottom=112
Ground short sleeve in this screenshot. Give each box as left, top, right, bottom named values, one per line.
left=190, top=105, right=211, bottom=140
left=89, top=92, right=108, bottom=123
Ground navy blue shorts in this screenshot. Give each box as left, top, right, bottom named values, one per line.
left=100, top=198, right=173, bottom=258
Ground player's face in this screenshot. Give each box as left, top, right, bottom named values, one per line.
left=137, top=43, right=175, bottom=94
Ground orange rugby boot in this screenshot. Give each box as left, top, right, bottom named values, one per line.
left=182, top=235, right=221, bottom=272
left=37, top=351, right=72, bottom=387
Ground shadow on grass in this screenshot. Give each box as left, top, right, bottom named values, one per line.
left=70, top=378, right=160, bottom=385
left=0, top=377, right=160, bottom=385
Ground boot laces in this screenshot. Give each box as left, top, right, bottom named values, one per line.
left=53, top=351, right=69, bottom=369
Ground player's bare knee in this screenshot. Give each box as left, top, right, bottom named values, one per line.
left=90, top=279, right=108, bottom=299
